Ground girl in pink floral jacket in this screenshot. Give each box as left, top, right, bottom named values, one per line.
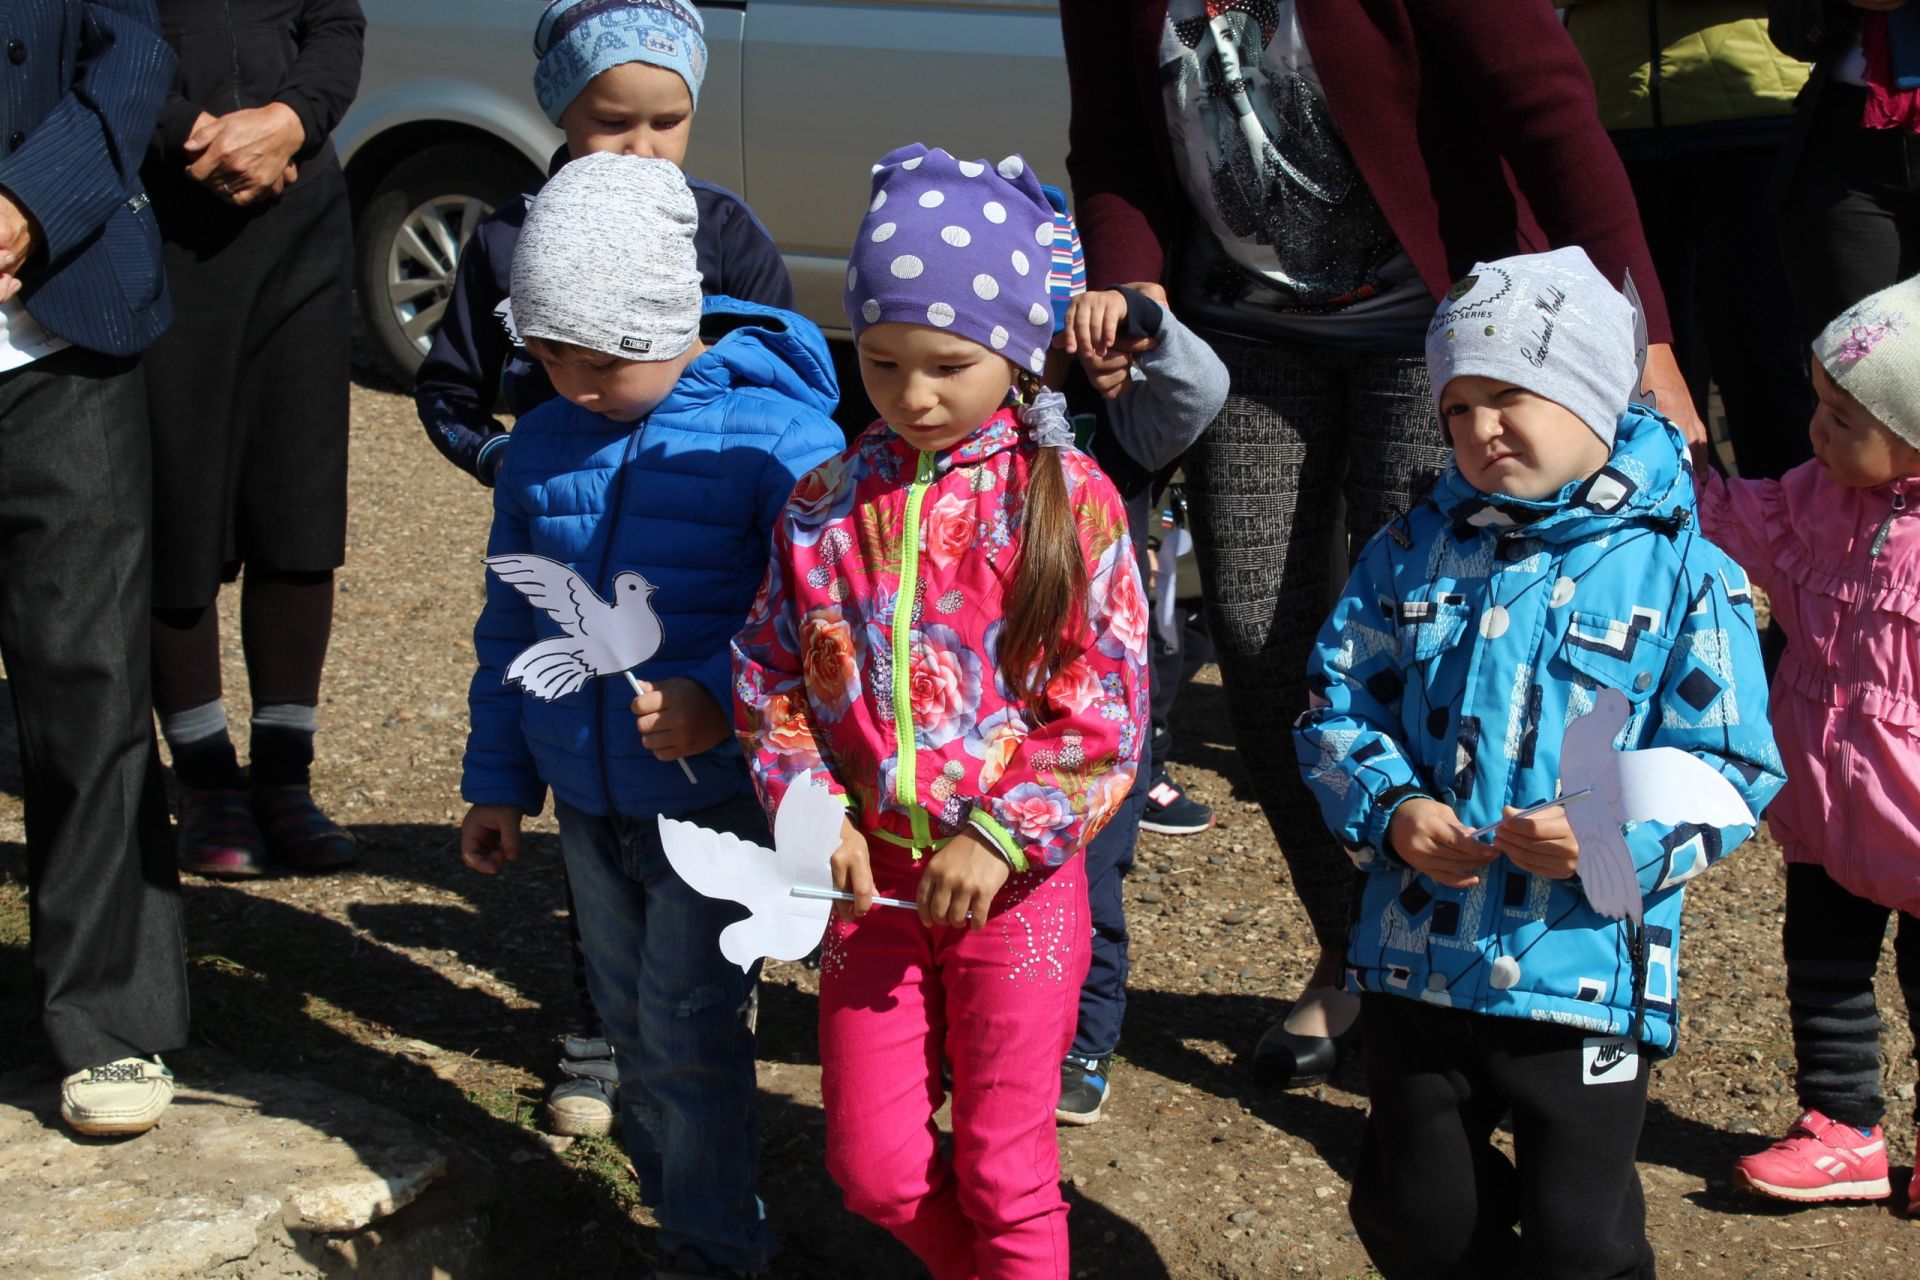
left=732, top=145, right=1148, bottom=1280
left=1694, top=276, right=1920, bottom=1211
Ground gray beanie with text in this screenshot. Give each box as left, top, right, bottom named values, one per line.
left=510, top=152, right=703, bottom=363
left=1425, top=246, right=1641, bottom=448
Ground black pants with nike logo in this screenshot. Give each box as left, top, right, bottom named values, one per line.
left=1350, top=993, right=1656, bottom=1280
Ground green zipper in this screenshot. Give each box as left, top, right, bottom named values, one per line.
left=891, top=450, right=938, bottom=855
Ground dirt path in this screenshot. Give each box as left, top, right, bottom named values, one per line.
left=2, top=374, right=1915, bottom=1278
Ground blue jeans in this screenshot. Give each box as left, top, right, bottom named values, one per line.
left=555, top=792, right=774, bottom=1273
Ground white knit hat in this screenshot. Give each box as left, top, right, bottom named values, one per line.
left=1813, top=275, right=1920, bottom=449
left=510, top=152, right=703, bottom=363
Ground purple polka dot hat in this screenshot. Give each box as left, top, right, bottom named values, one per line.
left=844, top=143, right=1061, bottom=376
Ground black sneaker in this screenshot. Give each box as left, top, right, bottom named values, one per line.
left=1141, top=770, right=1214, bottom=835
left=1056, top=1053, right=1111, bottom=1126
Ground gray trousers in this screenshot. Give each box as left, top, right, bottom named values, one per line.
left=1182, top=331, right=1450, bottom=953
left=1, top=346, right=187, bottom=1071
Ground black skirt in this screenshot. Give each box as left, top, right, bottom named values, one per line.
left=143, top=157, right=353, bottom=610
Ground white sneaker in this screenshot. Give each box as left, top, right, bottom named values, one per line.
left=59, top=1056, right=174, bottom=1137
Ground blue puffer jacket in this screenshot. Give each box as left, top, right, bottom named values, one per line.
left=1295, top=407, right=1785, bottom=1054
left=463, top=298, right=844, bottom=820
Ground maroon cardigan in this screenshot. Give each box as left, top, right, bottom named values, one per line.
left=1059, top=0, right=1674, bottom=342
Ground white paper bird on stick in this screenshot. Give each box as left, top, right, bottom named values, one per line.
left=485, top=554, right=665, bottom=701
left=1553, top=686, right=1755, bottom=924
left=658, top=777, right=854, bottom=971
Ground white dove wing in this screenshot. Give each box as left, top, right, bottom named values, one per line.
left=657, top=816, right=790, bottom=972
left=768, top=777, right=844, bottom=929
left=484, top=554, right=593, bottom=634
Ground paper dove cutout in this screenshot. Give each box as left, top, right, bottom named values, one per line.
left=657, top=777, right=846, bottom=971
left=1557, top=687, right=1755, bottom=924
left=485, top=554, right=665, bottom=700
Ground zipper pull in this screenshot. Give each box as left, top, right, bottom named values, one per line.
left=1869, top=493, right=1906, bottom=560
left=915, top=450, right=936, bottom=484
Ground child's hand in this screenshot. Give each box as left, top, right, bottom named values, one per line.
left=1063, top=289, right=1133, bottom=359
left=830, top=816, right=874, bottom=921
left=916, top=831, right=1012, bottom=930
left=460, top=804, right=523, bottom=874
left=1490, top=804, right=1581, bottom=880
left=1387, top=797, right=1495, bottom=889
left=631, top=677, right=730, bottom=762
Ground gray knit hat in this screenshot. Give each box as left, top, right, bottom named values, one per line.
left=510, top=152, right=702, bottom=363
left=1813, top=274, right=1920, bottom=449
left=1425, top=246, right=1641, bottom=447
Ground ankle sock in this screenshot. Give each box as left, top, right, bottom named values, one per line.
left=159, top=700, right=247, bottom=791
left=250, top=703, right=317, bottom=787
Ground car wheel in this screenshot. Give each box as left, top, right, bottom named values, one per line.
left=355, top=141, right=538, bottom=386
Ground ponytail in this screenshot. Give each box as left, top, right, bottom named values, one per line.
left=997, top=379, right=1089, bottom=717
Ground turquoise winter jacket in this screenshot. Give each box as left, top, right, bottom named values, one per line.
left=1294, top=408, right=1785, bottom=1054
left=463, top=298, right=844, bottom=820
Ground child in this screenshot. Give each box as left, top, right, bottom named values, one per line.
left=1046, top=216, right=1232, bottom=1124
left=1695, top=276, right=1920, bottom=1210
left=415, top=0, right=791, bottom=487
left=458, top=152, right=842, bottom=1278
left=732, top=144, right=1150, bottom=1278
left=1293, top=247, right=1784, bottom=1277
left=419, top=0, right=794, bottom=1139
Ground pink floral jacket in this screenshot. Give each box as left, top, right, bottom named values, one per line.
left=731, top=409, right=1150, bottom=870
left=1697, top=462, right=1920, bottom=915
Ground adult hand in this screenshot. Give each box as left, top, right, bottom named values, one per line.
left=1642, top=343, right=1706, bottom=448
left=916, top=830, right=1011, bottom=929
left=0, top=190, right=40, bottom=301
left=459, top=804, right=524, bottom=874
left=185, top=103, right=305, bottom=206
left=631, top=676, right=731, bottom=761
left=1489, top=804, right=1582, bottom=880
left=829, top=815, right=874, bottom=921
left=1386, top=797, right=1494, bottom=889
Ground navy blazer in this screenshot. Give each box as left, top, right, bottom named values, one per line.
left=0, top=0, right=175, bottom=356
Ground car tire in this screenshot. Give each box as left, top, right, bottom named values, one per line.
left=355, top=140, right=538, bottom=386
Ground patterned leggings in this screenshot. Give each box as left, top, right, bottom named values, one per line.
left=1182, top=331, right=1451, bottom=952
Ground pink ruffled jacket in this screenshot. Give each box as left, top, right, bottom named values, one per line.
left=731, top=409, right=1150, bottom=870
left=1696, top=462, right=1920, bottom=914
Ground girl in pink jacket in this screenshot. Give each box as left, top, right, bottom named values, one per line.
left=1692, top=275, right=1920, bottom=1210
left=732, top=145, right=1148, bottom=1280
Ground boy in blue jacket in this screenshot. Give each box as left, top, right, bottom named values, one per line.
left=414, top=0, right=791, bottom=487
left=1294, top=248, right=1784, bottom=1279
left=458, top=152, right=841, bottom=1280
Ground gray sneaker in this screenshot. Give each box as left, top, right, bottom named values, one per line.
left=1055, top=1053, right=1110, bottom=1126
left=547, top=1035, right=617, bottom=1137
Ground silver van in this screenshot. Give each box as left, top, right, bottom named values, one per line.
left=339, top=0, right=1071, bottom=383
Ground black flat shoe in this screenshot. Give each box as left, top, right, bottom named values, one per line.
left=1250, top=998, right=1363, bottom=1089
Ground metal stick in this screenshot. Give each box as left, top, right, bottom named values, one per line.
left=790, top=885, right=919, bottom=910
left=1465, top=787, right=1595, bottom=841
left=624, top=671, right=698, bottom=784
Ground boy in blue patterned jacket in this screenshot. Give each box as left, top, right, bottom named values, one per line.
left=1293, top=248, right=1784, bottom=1279
left=457, top=153, right=842, bottom=1279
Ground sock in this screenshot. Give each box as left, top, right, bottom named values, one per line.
left=159, top=699, right=247, bottom=791
left=249, top=703, right=317, bottom=788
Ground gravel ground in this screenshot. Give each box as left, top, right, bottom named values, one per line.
left=2, top=371, right=1917, bottom=1278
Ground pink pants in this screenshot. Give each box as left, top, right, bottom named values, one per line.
left=818, top=846, right=1090, bottom=1280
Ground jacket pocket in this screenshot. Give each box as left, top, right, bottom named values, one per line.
left=1393, top=594, right=1472, bottom=665
left=99, top=200, right=164, bottom=314
left=1558, top=610, right=1675, bottom=705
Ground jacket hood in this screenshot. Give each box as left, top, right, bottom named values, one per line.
left=1428, top=405, right=1696, bottom=546
left=672, top=297, right=841, bottom=418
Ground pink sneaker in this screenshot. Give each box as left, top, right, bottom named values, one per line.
left=1732, top=1110, right=1891, bottom=1203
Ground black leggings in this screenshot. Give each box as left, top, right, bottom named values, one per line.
left=1182, top=333, right=1450, bottom=952
left=150, top=567, right=335, bottom=714
left=1783, top=862, right=1920, bottom=1129
left=1352, top=995, right=1655, bottom=1280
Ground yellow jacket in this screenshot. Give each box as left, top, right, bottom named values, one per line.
left=1563, top=0, right=1811, bottom=130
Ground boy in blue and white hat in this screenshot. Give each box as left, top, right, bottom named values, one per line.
left=1294, top=246, right=1783, bottom=1276
left=413, top=0, right=801, bottom=1145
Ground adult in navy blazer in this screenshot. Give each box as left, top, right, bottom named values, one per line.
left=0, top=0, right=189, bottom=1138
